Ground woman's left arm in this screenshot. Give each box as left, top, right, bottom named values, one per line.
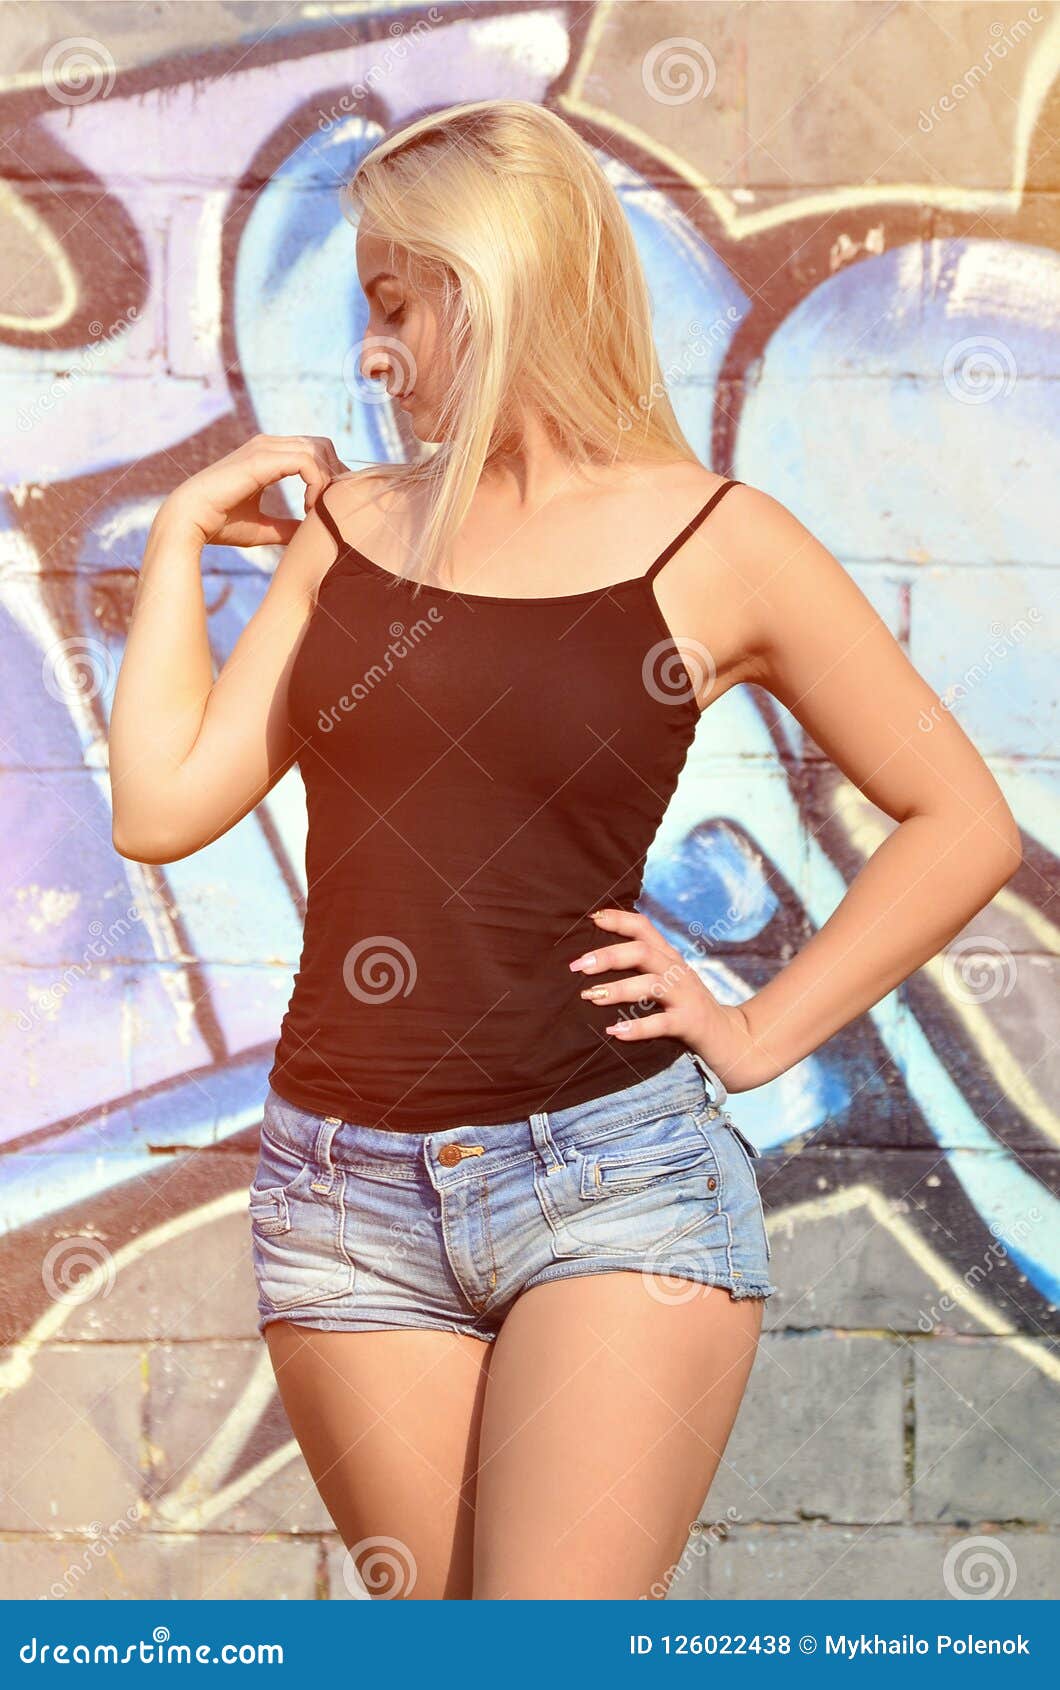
left=575, top=486, right=1023, bottom=1092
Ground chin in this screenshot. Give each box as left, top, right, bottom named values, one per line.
left=407, top=408, right=447, bottom=445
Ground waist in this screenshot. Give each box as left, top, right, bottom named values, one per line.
left=271, top=886, right=679, bottom=1126
left=262, top=1048, right=707, bottom=1164
left=268, top=1010, right=690, bottom=1131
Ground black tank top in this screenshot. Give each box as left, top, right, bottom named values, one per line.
left=268, top=476, right=742, bottom=1130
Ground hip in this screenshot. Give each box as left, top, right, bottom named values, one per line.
left=247, top=1045, right=775, bottom=1337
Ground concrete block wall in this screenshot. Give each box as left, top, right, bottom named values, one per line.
left=0, top=1, right=1056, bottom=1598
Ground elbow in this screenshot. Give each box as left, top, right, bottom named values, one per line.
left=981, top=806, right=1022, bottom=894
left=111, top=817, right=181, bottom=865
left=994, top=824, right=1023, bottom=887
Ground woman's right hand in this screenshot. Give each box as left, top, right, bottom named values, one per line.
left=164, top=433, right=350, bottom=547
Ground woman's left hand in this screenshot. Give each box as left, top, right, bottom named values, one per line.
left=569, top=906, right=758, bottom=1090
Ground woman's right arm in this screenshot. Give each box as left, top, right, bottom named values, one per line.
left=109, top=434, right=350, bottom=863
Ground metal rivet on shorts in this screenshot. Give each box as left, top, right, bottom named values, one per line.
left=438, top=1143, right=485, bottom=1166
left=707, top=1176, right=718, bottom=1191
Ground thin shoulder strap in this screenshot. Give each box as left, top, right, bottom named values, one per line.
left=644, top=478, right=742, bottom=582
left=313, top=482, right=345, bottom=552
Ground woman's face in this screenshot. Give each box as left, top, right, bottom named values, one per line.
left=355, top=224, right=452, bottom=441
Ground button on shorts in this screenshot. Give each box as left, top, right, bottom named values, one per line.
left=248, top=1047, right=776, bottom=1341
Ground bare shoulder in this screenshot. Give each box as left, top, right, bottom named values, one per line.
left=720, top=477, right=812, bottom=544
left=615, top=456, right=732, bottom=514
left=686, top=474, right=815, bottom=589
left=686, top=477, right=886, bottom=697
left=645, top=468, right=837, bottom=695
left=671, top=468, right=793, bottom=552
left=318, top=465, right=408, bottom=546
left=633, top=459, right=782, bottom=555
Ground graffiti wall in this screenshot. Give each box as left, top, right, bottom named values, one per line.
left=0, top=1, right=1056, bottom=1600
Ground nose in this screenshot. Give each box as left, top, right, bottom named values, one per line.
left=360, top=340, right=401, bottom=398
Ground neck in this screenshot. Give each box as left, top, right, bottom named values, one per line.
left=482, top=409, right=599, bottom=513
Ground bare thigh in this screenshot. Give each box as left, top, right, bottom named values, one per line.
left=263, top=1320, right=492, bottom=1600
left=472, top=1272, right=763, bottom=1599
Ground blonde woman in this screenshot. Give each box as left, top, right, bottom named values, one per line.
left=109, top=101, right=1020, bottom=1600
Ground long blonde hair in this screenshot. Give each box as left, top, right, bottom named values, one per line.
left=339, top=99, right=700, bottom=590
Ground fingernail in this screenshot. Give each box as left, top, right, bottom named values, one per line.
left=569, top=953, right=596, bottom=972
left=605, top=1022, right=626, bottom=1035
left=580, top=986, right=609, bottom=1000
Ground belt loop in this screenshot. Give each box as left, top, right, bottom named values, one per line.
left=310, top=1115, right=343, bottom=1194
left=529, top=1111, right=565, bottom=1174
left=688, top=1050, right=728, bottom=1110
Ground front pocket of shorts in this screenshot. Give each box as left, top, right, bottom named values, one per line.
left=249, top=1185, right=290, bottom=1237
left=535, top=1118, right=726, bottom=1259
left=248, top=1155, right=356, bottom=1312
left=580, top=1131, right=718, bottom=1199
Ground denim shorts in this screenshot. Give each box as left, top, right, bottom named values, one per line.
left=247, top=1047, right=776, bottom=1341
